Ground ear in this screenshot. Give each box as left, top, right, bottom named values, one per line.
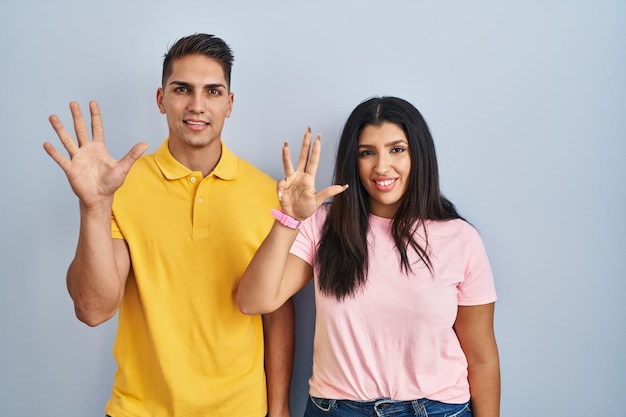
left=226, top=91, right=234, bottom=118
left=156, top=87, right=166, bottom=114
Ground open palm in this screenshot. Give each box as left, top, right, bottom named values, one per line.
left=43, top=101, right=148, bottom=209
left=278, top=127, right=347, bottom=221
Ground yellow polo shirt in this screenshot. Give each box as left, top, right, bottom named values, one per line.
left=106, top=139, right=277, bottom=417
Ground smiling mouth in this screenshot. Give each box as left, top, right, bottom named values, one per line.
left=374, top=179, right=396, bottom=187
left=184, top=120, right=209, bottom=126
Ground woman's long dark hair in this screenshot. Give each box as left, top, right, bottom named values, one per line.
left=315, top=97, right=463, bottom=300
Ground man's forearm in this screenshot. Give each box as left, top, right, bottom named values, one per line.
left=67, top=203, right=127, bottom=326
left=262, top=298, right=295, bottom=417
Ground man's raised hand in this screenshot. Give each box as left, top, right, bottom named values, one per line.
left=43, top=101, right=148, bottom=209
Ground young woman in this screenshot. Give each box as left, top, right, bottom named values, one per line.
left=238, top=96, right=500, bottom=417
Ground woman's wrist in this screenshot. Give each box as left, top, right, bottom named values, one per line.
left=270, top=209, right=301, bottom=230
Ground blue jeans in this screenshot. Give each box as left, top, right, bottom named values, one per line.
left=305, top=395, right=472, bottom=417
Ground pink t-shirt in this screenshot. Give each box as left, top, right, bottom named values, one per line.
left=290, top=205, right=496, bottom=403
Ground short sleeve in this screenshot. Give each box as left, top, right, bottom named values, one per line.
left=111, top=212, right=123, bottom=240
left=457, top=227, right=497, bottom=306
left=289, top=206, right=328, bottom=266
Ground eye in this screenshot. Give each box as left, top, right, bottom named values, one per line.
left=174, top=86, right=189, bottom=93
left=206, top=86, right=225, bottom=96
left=390, top=146, right=406, bottom=153
left=358, top=149, right=375, bottom=157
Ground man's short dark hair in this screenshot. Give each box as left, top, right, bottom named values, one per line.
left=162, top=33, right=234, bottom=88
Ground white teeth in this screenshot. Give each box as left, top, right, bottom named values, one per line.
left=375, top=179, right=395, bottom=186
left=185, top=121, right=206, bottom=125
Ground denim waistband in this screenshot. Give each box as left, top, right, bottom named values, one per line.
left=308, top=395, right=471, bottom=417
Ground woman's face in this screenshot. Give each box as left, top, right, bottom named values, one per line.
left=357, top=122, right=411, bottom=218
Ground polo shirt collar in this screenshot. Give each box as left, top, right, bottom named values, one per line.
left=154, top=138, right=238, bottom=180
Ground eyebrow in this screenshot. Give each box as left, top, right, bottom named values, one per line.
left=357, top=139, right=408, bottom=148
left=168, top=81, right=228, bottom=90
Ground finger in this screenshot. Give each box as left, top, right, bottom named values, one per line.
left=315, top=184, right=349, bottom=206
left=282, top=142, right=294, bottom=178
left=48, top=114, right=79, bottom=156
left=276, top=178, right=286, bottom=201
left=42, top=141, right=72, bottom=173
left=295, top=127, right=312, bottom=173
left=89, top=101, right=105, bottom=143
left=304, top=133, right=322, bottom=176
left=117, top=142, right=149, bottom=174
left=70, top=101, right=91, bottom=147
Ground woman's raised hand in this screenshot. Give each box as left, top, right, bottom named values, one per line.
left=43, top=101, right=148, bottom=210
left=277, top=127, right=348, bottom=220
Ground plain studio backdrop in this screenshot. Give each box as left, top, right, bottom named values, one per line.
left=1, top=1, right=624, bottom=416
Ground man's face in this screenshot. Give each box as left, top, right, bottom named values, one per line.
left=156, top=54, right=234, bottom=153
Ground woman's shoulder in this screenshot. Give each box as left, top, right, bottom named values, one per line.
left=312, top=203, right=331, bottom=221
left=425, top=218, right=480, bottom=241
left=299, top=203, right=331, bottom=236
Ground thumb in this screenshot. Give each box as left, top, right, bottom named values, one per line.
left=315, top=184, right=349, bottom=206
left=119, top=142, right=149, bottom=172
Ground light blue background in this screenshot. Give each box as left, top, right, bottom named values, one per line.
left=1, top=1, right=624, bottom=416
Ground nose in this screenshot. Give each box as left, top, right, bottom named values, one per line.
left=187, top=91, right=206, bottom=113
left=374, top=153, right=391, bottom=174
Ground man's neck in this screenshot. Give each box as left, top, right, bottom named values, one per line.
left=168, top=140, right=222, bottom=177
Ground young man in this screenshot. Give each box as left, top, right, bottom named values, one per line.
left=44, top=34, right=294, bottom=417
